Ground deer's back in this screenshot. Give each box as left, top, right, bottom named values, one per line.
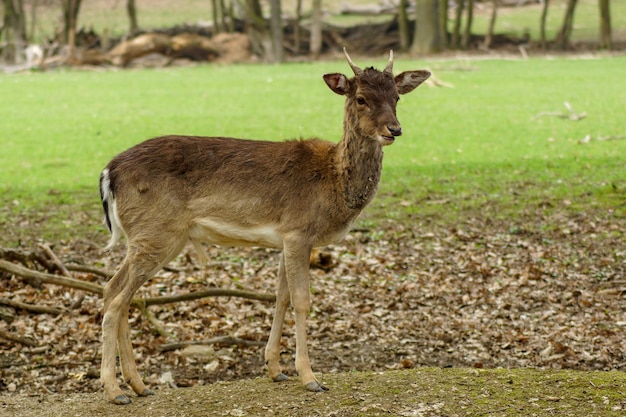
left=105, top=135, right=355, bottom=247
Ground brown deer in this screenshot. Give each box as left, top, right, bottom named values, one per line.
left=99, top=49, right=430, bottom=405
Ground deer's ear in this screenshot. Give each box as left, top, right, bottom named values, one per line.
left=323, top=73, right=350, bottom=96
left=395, top=70, right=431, bottom=94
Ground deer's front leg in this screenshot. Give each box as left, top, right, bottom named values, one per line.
left=265, top=253, right=289, bottom=382
left=283, top=238, right=328, bottom=392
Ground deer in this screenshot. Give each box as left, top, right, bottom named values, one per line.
left=98, top=48, right=431, bottom=405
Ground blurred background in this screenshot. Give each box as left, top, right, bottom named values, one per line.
left=0, top=0, right=623, bottom=68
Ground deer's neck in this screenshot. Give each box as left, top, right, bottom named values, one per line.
left=335, top=123, right=384, bottom=211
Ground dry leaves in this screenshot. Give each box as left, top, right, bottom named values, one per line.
left=0, top=208, right=624, bottom=396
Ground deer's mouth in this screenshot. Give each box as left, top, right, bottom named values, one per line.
left=379, top=135, right=396, bottom=145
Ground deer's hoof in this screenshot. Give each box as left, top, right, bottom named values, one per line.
left=112, top=394, right=132, bottom=405
left=138, top=388, right=155, bottom=397
left=272, top=373, right=289, bottom=382
left=305, top=381, right=329, bottom=392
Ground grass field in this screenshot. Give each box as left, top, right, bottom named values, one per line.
left=1, top=56, right=625, bottom=245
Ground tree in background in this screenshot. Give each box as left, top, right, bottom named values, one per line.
left=61, top=0, right=82, bottom=57
left=397, top=0, right=410, bottom=52
left=598, top=0, right=611, bottom=50
left=235, top=0, right=267, bottom=58
left=539, top=0, right=550, bottom=49
left=411, top=0, right=447, bottom=55
left=269, top=0, right=283, bottom=62
left=127, top=0, right=138, bottom=34
left=310, top=0, right=322, bottom=58
left=450, top=0, right=464, bottom=49
left=2, top=0, right=27, bottom=63
left=484, top=0, right=499, bottom=49
left=461, top=0, right=474, bottom=49
left=554, top=0, right=579, bottom=49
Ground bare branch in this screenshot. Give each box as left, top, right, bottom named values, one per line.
left=65, top=264, right=113, bottom=278
left=39, top=243, right=72, bottom=278
left=0, top=298, right=64, bottom=315
left=0, top=260, right=275, bottom=305
left=158, top=336, right=266, bottom=352
left=0, top=329, right=38, bottom=347
left=0, top=260, right=104, bottom=294
left=135, top=288, right=276, bottom=307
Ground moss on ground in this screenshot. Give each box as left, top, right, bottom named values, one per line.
left=3, top=368, right=625, bottom=416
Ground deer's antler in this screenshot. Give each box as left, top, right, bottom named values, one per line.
left=343, top=47, right=363, bottom=76
left=384, top=50, right=394, bottom=74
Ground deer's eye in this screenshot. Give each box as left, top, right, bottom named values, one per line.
left=356, top=97, right=366, bottom=106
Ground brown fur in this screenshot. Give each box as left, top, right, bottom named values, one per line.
left=99, top=51, right=431, bottom=404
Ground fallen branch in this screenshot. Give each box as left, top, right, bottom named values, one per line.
left=0, top=260, right=275, bottom=305
left=39, top=243, right=72, bottom=278
left=134, top=288, right=276, bottom=307
left=135, top=303, right=172, bottom=339
left=158, top=336, right=266, bottom=352
left=532, top=101, right=586, bottom=121
left=0, top=329, right=38, bottom=347
left=0, top=260, right=103, bottom=294
left=578, top=134, right=626, bottom=144
left=65, top=264, right=113, bottom=279
left=0, top=247, right=50, bottom=270
left=0, top=298, right=64, bottom=315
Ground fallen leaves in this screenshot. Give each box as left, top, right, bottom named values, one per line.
left=0, top=206, right=624, bottom=398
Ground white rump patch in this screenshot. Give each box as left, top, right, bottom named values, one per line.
left=101, top=168, right=124, bottom=250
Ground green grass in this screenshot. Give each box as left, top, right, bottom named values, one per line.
left=1, top=56, right=625, bottom=245
left=471, top=0, right=626, bottom=43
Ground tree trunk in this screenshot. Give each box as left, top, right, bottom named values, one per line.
left=127, top=0, right=138, bottom=34
left=61, top=0, right=82, bottom=58
left=484, top=0, right=498, bottom=49
left=461, top=0, right=474, bottom=49
left=268, top=0, right=283, bottom=62
left=235, top=0, right=268, bottom=58
left=2, top=0, right=28, bottom=63
left=539, top=0, right=549, bottom=49
left=294, top=0, right=302, bottom=54
left=451, top=0, right=465, bottom=49
left=438, top=0, right=448, bottom=50
left=28, top=0, right=39, bottom=41
left=397, top=0, right=410, bottom=52
left=224, top=0, right=234, bottom=33
left=554, top=0, right=578, bottom=50
left=310, top=0, right=322, bottom=58
left=598, top=0, right=611, bottom=50
left=211, top=0, right=222, bottom=34
left=411, top=0, right=445, bottom=55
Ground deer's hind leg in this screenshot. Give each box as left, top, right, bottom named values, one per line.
left=102, top=237, right=187, bottom=405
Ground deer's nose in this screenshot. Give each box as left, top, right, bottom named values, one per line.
left=388, top=125, right=402, bottom=137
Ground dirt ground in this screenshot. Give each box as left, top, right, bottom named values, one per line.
left=0, top=199, right=625, bottom=415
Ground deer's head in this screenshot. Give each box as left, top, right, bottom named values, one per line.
left=323, top=48, right=431, bottom=146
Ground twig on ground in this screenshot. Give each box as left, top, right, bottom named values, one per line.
left=0, top=329, right=38, bottom=347
left=532, top=101, right=586, bottom=121
left=39, top=244, right=72, bottom=278
left=0, top=260, right=103, bottom=294
left=0, top=297, right=64, bottom=315
left=138, top=288, right=276, bottom=306
left=39, top=244, right=88, bottom=310
left=1, top=260, right=275, bottom=304
left=158, top=336, right=266, bottom=352
left=0, top=247, right=50, bottom=270
left=133, top=301, right=172, bottom=339
left=65, top=264, right=113, bottom=279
